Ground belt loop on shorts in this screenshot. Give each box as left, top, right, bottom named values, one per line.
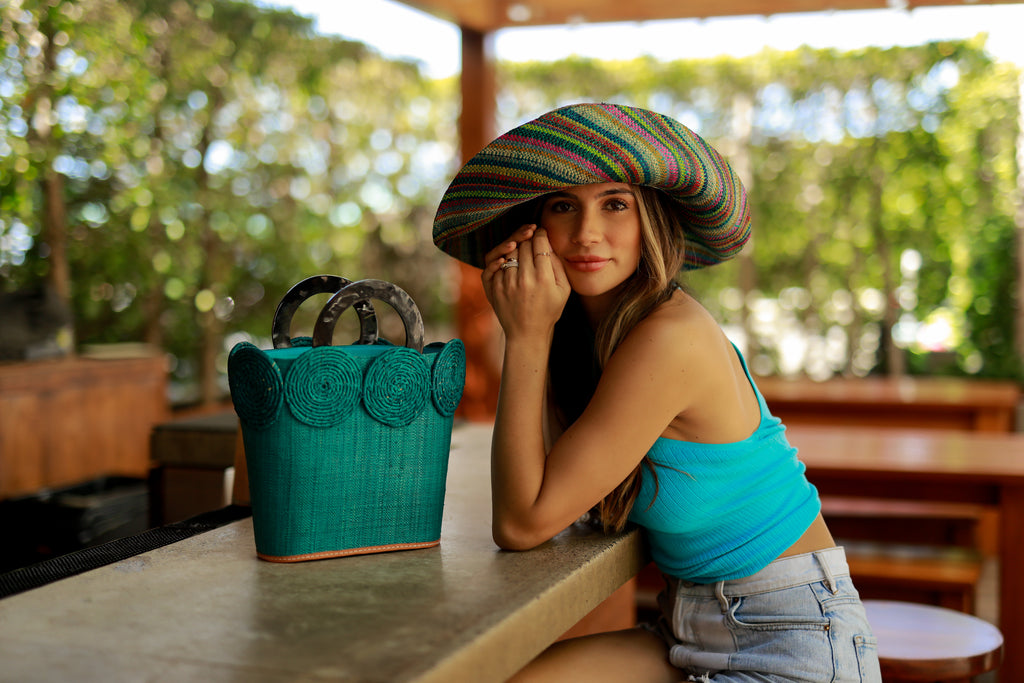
left=814, top=550, right=838, bottom=594
left=714, top=581, right=729, bottom=612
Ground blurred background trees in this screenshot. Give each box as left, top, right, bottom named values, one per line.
left=1, top=0, right=1020, bottom=407
left=499, top=43, right=1021, bottom=381
left=2, top=0, right=459, bottom=404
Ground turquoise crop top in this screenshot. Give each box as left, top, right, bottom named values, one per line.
left=627, top=347, right=820, bottom=583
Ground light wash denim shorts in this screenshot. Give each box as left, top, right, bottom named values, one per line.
left=649, top=547, right=881, bottom=682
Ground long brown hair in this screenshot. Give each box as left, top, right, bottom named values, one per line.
left=548, top=186, right=688, bottom=531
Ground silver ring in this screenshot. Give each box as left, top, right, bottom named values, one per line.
left=536, top=252, right=550, bottom=257
left=500, top=258, right=519, bottom=271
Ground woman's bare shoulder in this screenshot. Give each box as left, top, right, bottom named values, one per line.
left=576, top=290, right=744, bottom=454
left=598, top=292, right=729, bottom=408
left=633, top=291, right=760, bottom=441
left=626, top=290, right=727, bottom=361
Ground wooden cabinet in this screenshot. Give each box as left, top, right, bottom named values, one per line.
left=0, top=355, right=169, bottom=499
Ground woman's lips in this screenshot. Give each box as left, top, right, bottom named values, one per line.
left=565, top=257, right=608, bottom=272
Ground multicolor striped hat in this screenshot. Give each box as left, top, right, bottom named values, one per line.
left=432, top=102, right=751, bottom=270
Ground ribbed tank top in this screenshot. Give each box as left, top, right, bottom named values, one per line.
left=627, top=347, right=820, bottom=583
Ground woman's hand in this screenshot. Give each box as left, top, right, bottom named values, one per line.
left=481, top=224, right=570, bottom=341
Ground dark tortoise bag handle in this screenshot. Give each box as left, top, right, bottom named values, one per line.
left=271, top=274, right=377, bottom=349
left=312, top=279, right=424, bottom=353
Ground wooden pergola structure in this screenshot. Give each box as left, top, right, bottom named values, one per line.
left=396, top=0, right=1023, bottom=420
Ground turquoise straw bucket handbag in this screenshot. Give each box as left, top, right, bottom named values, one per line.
left=227, top=276, right=465, bottom=562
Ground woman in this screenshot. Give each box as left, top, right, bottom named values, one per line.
left=433, top=103, right=880, bottom=682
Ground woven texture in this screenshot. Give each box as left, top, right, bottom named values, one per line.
left=227, top=343, right=283, bottom=429
left=363, top=346, right=430, bottom=427
left=432, top=102, right=751, bottom=270
left=431, top=339, right=466, bottom=417
left=228, top=340, right=466, bottom=561
left=283, top=346, right=362, bottom=427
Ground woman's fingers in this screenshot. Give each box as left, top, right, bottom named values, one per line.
left=530, top=229, right=565, bottom=282
left=531, top=228, right=553, bottom=261
left=484, top=225, right=567, bottom=296
left=496, top=227, right=564, bottom=284
left=483, top=224, right=536, bottom=267
left=517, top=237, right=534, bottom=272
left=484, top=240, right=516, bottom=268
left=482, top=243, right=522, bottom=298
left=514, top=224, right=537, bottom=242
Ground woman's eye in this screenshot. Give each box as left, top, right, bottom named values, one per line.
left=547, top=200, right=574, bottom=213
left=605, top=199, right=629, bottom=211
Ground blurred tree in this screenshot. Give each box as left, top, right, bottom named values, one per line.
left=1, top=0, right=457, bottom=404
left=499, top=40, right=1021, bottom=380
left=1, top=0, right=80, bottom=349
left=1, top=1, right=1017, bottom=407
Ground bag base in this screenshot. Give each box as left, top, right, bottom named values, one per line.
left=256, top=539, right=440, bottom=563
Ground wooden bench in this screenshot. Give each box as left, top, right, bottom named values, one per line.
left=820, top=495, right=997, bottom=613
left=841, top=542, right=984, bottom=613
left=820, top=496, right=998, bottom=554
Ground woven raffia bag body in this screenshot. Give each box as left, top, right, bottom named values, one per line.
left=227, top=276, right=466, bottom=562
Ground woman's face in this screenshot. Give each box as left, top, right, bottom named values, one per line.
left=539, top=182, right=642, bottom=304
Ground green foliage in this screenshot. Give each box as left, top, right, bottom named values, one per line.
left=1, top=1, right=1020, bottom=397
left=499, top=41, right=1022, bottom=380
left=1, top=0, right=459, bottom=402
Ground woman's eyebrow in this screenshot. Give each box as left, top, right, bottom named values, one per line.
left=546, top=186, right=635, bottom=200
left=595, top=187, right=635, bottom=198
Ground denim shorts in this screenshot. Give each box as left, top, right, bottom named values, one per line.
left=647, top=547, right=881, bottom=682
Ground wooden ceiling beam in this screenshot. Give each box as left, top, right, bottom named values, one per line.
left=400, top=0, right=1022, bottom=32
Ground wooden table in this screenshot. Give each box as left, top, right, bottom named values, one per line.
left=790, top=425, right=1024, bottom=682
left=758, top=375, right=1020, bottom=432
left=0, top=423, right=644, bottom=683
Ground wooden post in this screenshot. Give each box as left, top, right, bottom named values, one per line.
left=455, top=27, right=501, bottom=421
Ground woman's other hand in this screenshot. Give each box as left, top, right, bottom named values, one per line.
left=482, top=225, right=570, bottom=341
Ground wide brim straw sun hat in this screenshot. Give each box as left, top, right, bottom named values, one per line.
left=432, top=102, right=752, bottom=270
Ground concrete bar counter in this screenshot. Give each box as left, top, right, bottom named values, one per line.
left=0, top=424, right=645, bottom=683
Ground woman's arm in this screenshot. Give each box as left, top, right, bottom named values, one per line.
left=491, top=331, right=557, bottom=549
left=496, top=305, right=711, bottom=549
left=483, top=229, right=737, bottom=550
left=481, top=225, right=571, bottom=549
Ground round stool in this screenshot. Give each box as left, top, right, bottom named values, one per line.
left=863, top=599, right=1003, bottom=681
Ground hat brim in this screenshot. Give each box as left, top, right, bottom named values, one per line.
left=432, top=102, right=751, bottom=270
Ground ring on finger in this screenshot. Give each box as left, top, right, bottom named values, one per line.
left=500, top=257, right=519, bottom=271
left=536, top=252, right=550, bottom=257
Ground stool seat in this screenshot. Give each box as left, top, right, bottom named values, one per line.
left=863, top=599, right=1003, bottom=681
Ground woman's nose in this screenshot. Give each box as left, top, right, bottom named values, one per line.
left=571, top=212, right=602, bottom=245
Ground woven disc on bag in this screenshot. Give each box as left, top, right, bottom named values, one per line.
left=284, top=347, right=362, bottom=427
left=363, top=347, right=430, bottom=427
left=431, top=340, right=466, bottom=417
left=227, top=342, right=284, bottom=429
